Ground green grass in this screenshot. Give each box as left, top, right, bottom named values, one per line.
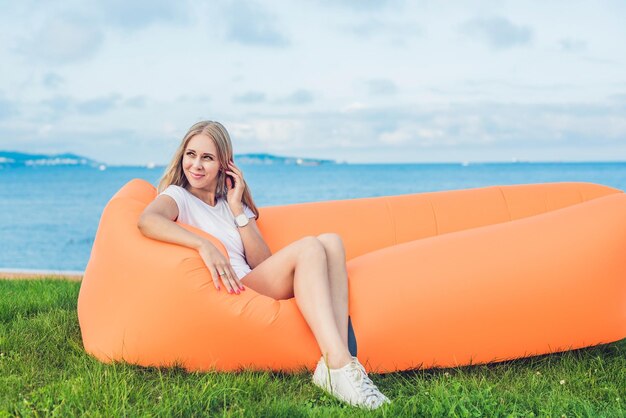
left=0, top=279, right=624, bottom=417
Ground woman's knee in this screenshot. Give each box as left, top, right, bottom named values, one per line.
left=296, top=236, right=327, bottom=261
left=316, top=233, right=346, bottom=256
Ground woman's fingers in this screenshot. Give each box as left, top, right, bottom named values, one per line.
left=225, top=171, right=245, bottom=192
left=207, top=265, right=221, bottom=291
left=199, top=245, right=241, bottom=295
left=225, top=265, right=243, bottom=293
left=228, top=161, right=242, bottom=174
left=227, top=163, right=245, bottom=182
left=218, top=264, right=243, bottom=295
left=229, top=265, right=245, bottom=291
left=225, top=170, right=240, bottom=181
left=227, top=274, right=240, bottom=295
left=219, top=268, right=235, bottom=294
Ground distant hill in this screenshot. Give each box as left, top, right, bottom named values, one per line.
left=0, top=151, right=103, bottom=167
left=235, top=153, right=336, bottom=166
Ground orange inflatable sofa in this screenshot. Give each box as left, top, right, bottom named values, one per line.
left=77, top=179, right=626, bottom=373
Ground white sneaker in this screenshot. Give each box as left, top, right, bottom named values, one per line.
left=312, top=356, right=390, bottom=410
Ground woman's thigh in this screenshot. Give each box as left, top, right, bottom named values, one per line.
left=242, top=236, right=322, bottom=300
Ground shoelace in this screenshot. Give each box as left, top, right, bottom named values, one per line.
left=347, top=361, right=386, bottom=406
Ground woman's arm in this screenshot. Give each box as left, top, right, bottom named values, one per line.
left=231, top=205, right=272, bottom=269
left=137, top=195, right=206, bottom=250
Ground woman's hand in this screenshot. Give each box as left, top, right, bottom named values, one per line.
left=225, top=159, right=246, bottom=213
left=197, top=240, right=245, bottom=295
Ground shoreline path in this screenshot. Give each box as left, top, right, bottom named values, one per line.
left=0, top=269, right=83, bottom=281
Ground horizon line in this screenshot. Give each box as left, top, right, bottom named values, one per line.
left=97, top=159, right=626, bottom=167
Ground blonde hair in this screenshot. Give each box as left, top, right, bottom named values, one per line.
left=157, top=120, right=260, bottom=219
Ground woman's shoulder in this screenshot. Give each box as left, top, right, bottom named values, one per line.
left=160, top=184, right=190, bottom=200
left=161, top=184, right=187, bottom=192
left=162, top=184, right=184, bottom=190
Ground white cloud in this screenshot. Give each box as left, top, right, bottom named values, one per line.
left=233, top=91, right=266, bottom=104
left=320, top=0, right=402, bottom=12
left=38, top=124, right=54, bottom=137
left=559, top=38, right=586, bottom=53
left=341, top=102, right=368, bottom=113
left=459, top=16, right=532, bottom=50
left=379, top=129, right=411, bottom=145
left=346, top=18, right=423, bottom=44
left=367, top=79, right=397, bottom=96
left=221, top=0, right=289, bottom=47
left=97, top=0, right=189, bottom=29
left=276, top=90, right=314, bottom=105
left=18, top=18, right=104, bottom=64
left=247, top=119, right=302, bottom=144
left=416, top=128, right=445, bottom=141
left=0, top=95, right=18, bottom=120
left=42, top=73, right=65, bottom=89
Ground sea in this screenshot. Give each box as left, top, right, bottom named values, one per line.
left=1, top=162, right=625, bottom=273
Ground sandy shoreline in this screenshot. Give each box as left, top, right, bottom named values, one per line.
left=0, top=269, right=83, bottom=281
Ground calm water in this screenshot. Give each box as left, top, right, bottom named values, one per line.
left=1, top=162, right=625, bottom=271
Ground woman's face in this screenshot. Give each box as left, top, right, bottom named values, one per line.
left=182, top=133, right=222, bottom=191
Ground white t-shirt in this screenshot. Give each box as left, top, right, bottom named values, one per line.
left=160, top=185, right=256, bottom=280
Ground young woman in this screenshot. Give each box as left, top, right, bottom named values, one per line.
left=137, top=120, right=390, bottom=409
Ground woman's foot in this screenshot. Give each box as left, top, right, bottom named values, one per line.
left=312, top=356, right=390, bottom=410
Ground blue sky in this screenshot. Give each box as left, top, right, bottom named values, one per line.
left=1, top=0, right=625, bottom=165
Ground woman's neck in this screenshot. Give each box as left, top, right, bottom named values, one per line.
left=186, top=186, right=218, bottom=207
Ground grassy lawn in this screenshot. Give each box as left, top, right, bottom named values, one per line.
left=0, top=279, right=624, bottom=417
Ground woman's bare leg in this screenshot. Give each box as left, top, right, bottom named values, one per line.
left=316, top=233, right=349, bottom=347
left=242, top=236, right=352, bottom=369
